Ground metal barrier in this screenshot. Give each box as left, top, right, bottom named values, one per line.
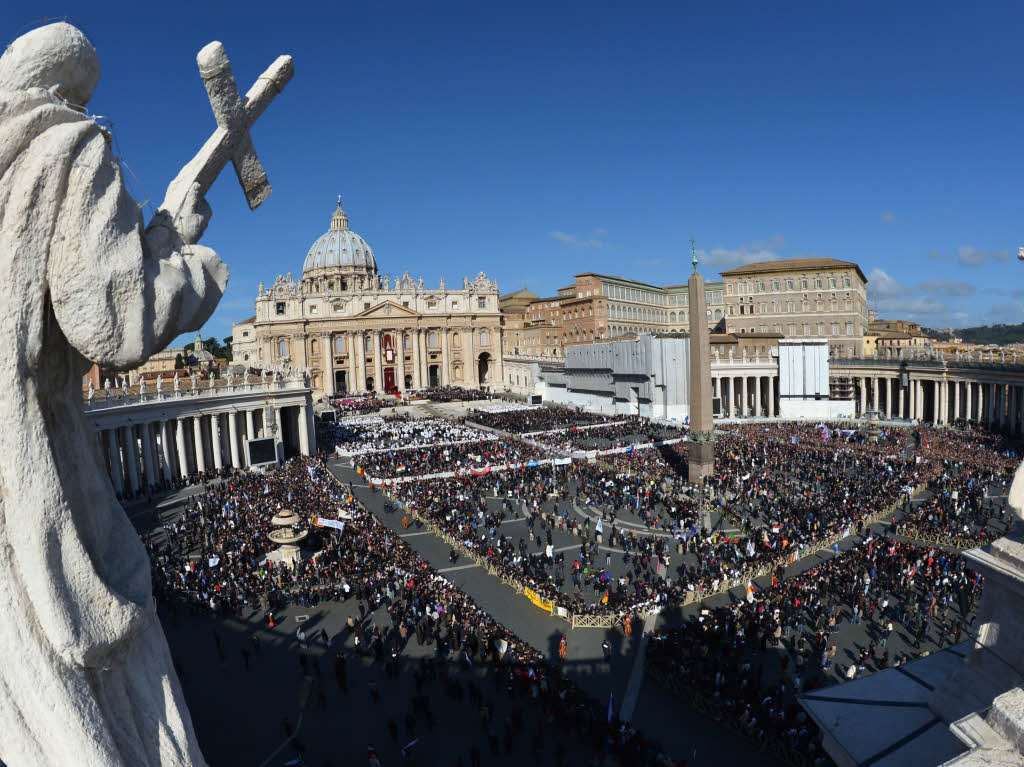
left=893, top=525, right=989, bottom=551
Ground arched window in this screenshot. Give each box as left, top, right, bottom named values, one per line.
left=310, top=338, right=319, bottom=355
left=479, top=330, right=488, bottom=346
left=334, top=336, right=345, bottom=354
left=404, top=334, right=411, bottom=349
left=428, top=332, right=438, bottom=348
left=277, top=339, right=287, bottom=358
left=452, top=332, right=461, bottom=347
left=364, top=336, right=372, bottom=352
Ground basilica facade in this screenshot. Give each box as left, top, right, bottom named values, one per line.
left=231, top=199, right=504, bottom=396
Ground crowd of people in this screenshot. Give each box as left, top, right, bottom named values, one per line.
left=647, top=537, right=984, bottom=763
left=147, top=457, right=684, bottom=766
left=330, top=416, right=493, bottom=454
left=467, top=404, right=617, bottom=434
left=355, top=439, right=548, bottom=480
left=330, top=395, right=387, bottom=415
left=531, top=417, right=685, bottom=453
left=896, top=465, right=1011, bottom=546
left=418, top=386, right=493, bottom=403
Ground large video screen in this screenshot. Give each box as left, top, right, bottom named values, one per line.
left=247, top=437, right=277, bottom=465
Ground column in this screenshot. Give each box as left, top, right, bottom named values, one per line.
left=767, top=375, right=776, bottom=418
left=348, top=332, right=359, bottom=393
left=210, top=414, right=223, bottom=470
left=441, top=329, right=451, bottom=385
left=872, top=376, right=879, bottom=412
left=953, top=381, right=961, bottom=422
left=859, top=377, right=866, bottom=416
left=372, top=330, right=384, bottom=392
left=396, top=330, right=407, bottom=391
left=193, top=416, right=206, bottom=473
left=965, top=381, right=973, bottom=423
left=411, top=329, right=422, bottom=389
left=357, top=333, right=368, bottom=391
left=175, top=418, right=189, bottom=478
left=466, top=327, right=477, bottom=388
left=106, top=429, right=124, bottom=495
left=298, top=404, right=311, bottom=455
left=739, top=376, right=747, bottom=417
left=121, top=425, right=140, bottom=493
left=228, top=411, right=241, bottom=468
left=711, top=377, right=719, bottom=402
left=754, top=375, right=761, bottom=418
left=159, top=420, right=175, bottom=482
left=721, top=378, right=729, bottom=416
left=140, top=422, right=156, bottom=489
left=245, top=409, right=256, bottom=442
left=896, top=379, right=904, bottom=419
left=322, top=334, right=335, bottom=397
left=274, top=406, right=284, bottom=461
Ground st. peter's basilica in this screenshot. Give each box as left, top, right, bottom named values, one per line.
left=231, top=198, right=504, bottom=396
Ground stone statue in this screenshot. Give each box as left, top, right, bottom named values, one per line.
left=243, top=370, right=249, bottom=386
left=418, top=277, right=424, bottom=290
left=156, top=374, right=164, bottom=396
left=440, top=276, right=446, bottom=290
left=87, top=379, right=94, bottom=403
left=104, top=377, right=112, bottom=396
left=383, top=273, right=390, bottom=290
left=463, top=276, right=470, bottom=289
left=190, top=373, right=198, bottom=394
left=139, top=378, right=146, bottom=397
left=121, top=376, right=129, bottom=398
left=0, top=23, right=293, bottom=765
left=257, top=281, right=264, bottom=296
left=208, top=375, right=215, bottom=390
left=174, top=371, right=181, bottom=392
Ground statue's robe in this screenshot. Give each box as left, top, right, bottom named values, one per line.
left=0, top=85, right=224, bottom=765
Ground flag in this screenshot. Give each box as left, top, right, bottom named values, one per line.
left=628, top=444, right=636, bottom=455
left=791, top=436, right=799, bottom=444
left=601, top=590, right=609, bottom=605
left=396, top=465, right=407, bottom=473
left=746, top=581, right=755, bottom=603
left=596, top=519, right=604, bottom=534
left=356, top=465, right=365, bottom=477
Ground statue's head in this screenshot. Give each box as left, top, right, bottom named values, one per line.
left=0, top=22, right=100, bottom=106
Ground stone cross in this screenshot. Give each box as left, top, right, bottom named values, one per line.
left=156, top=42, right=294, bottom=221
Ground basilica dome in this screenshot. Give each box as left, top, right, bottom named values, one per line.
left=301, top=198, right=376, bottom=274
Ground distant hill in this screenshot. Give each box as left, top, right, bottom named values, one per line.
left=924, top=323, right=1024, bottom=345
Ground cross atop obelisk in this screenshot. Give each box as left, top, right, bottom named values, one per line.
left=686, top=235, right=715, bottom=483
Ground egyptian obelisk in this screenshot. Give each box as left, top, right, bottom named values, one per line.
left=686, top=237, right=715, bottom=482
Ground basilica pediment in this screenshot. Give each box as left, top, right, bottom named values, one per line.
left=354, top=301, right=421, bottom=319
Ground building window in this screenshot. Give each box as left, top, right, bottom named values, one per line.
left=277, top=339, right=287, bottom=357
left=242, top=330, right=249, bottom=338
left=404, top=335, right=411, bottom=349
left=846, top=322, right=854, bottom=335
left=309, top=304, right=318, bottom=315
left=334, top=336, right=345, bottom=354
left=403, top=301, right=409, bottom=308
left=276, top=302, right=285, bottom=315
left=480, top=330, right=488, bottom=345
left=311, top=338, right=319, bottom=354
left=428, top=332, right=438, bottom=348
left=427, top=299, right=438, bottom=309
left=363, top=302, right=370, bottom=311
left=844, top=277, right=851, bottom=287
left=477, top=297, right=486, bottom=309
left=800, top=279, right=808, bottom=289
left=814, top=278, right=822, bottom=289
left=831, top=323, right=839, bottom=336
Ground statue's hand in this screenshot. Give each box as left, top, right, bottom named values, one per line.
left=145, top=181, right=211, bottom=250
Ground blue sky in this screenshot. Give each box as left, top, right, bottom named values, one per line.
left=8, top=1, right=1024, bottom=342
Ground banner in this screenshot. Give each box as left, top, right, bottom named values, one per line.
left=523, top=587, right=554, bottom=614
left=313, top=516, right=345, bottom=532
left=469, top=463, right=492, bottom=476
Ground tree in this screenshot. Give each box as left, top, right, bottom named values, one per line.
left=221, top=336, right=233, bottom=361
left=174, top=352, right=185, bottom=369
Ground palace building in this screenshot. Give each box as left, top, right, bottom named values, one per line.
left=231, top=198, right=503, bottom=396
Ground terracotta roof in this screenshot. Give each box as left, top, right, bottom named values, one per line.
left=719, top=258, right=867, bottom=283
left=236, top=315, right=257, bottom=325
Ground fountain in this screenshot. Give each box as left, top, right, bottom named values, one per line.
left=267, top=509, right=308, bottom=566
left=864, top=410, right=882, bottom=443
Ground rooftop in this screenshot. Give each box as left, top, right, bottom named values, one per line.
left=719, top=257, right=867, bottom=283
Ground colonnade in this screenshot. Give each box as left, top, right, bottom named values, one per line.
left=712, top=374, right=778, bottom=418
left=317, top=326, right=501, bottom=397
left=95, top=403, right=313, bottom=495
left=851, top=374, right=1024, bottom=433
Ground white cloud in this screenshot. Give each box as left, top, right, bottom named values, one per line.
left=916, top=280, right=976, bottom=297
left=957, top=245, right=1010, bottom=267
left=866, top=268, right=907, bottom=299
left=880, top=210, right=897, bottom=223
left=548, top=230, right=608, bottom=249
left=874, top=296, right=949, bottom=315
left=699, top=234, right=785, bottom=269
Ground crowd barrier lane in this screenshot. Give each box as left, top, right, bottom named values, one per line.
left=893, top=525, right=989, bottom=551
